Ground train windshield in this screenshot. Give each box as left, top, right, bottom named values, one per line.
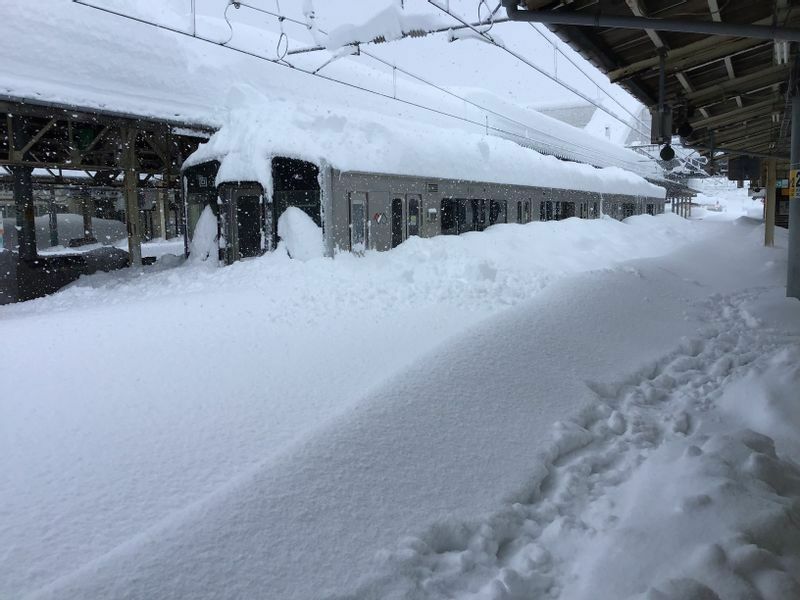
left=272, top=157, right=322, bottom=227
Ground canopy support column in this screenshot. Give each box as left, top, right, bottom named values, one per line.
left=122, top=127, right=142, bottom=266
left=765, top=158, right=776, bottom=247
left=789, top=84, right=800, bottom=299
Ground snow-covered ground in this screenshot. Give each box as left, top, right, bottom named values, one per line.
left=2, top=209, right=799, bottom=599
left=690, top=179, right=764, bottom=221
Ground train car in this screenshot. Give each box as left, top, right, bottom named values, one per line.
left=181, top=106, right=666, bottom=264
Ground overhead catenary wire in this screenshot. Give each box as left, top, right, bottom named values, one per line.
left=525, top=22, right=651, bottom=134
left=224, top=0, right=651, bottom=142
left=426, top=0, right=651, bottom=140
left=230, top=0, right=650, bottom=162
left=68, top=0, right=659, bottom=176
left=231, top=0, right=651, bottom=152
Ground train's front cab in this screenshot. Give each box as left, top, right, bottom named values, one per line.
left=182, top=157, right=323, bottom=264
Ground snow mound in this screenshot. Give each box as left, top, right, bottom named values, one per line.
left=188, top=205, right=218, bottom=263
left=277, top=207, right=324, bottom=261
left=3, top=216, right=796, bottom=600
left=720, top=346, right=800, bottom=457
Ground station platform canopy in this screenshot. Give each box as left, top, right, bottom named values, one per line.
left=503, top=0, right=798, bottom=166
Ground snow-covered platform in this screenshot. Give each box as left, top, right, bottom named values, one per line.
left=2, top=213, right=799, bottom=599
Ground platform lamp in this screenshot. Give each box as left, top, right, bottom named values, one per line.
left=652, top=50, right=675, bottom=162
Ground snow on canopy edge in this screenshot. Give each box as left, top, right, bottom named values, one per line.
left=183, top=93, right=666, bottom=199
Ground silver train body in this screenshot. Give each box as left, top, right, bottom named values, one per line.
left=183, top=156, right=666, bottom=264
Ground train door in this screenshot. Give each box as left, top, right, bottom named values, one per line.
left=391, top=197, right=404, bottom=248
left=218, top=182, right=265, bottom=264
left=350, top=192, right=368, bottom=252
left=236, top=193, right=263, bottom=258
left=407, top=194, right=421, bottom=237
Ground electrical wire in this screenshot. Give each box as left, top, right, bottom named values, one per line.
left=235, top=0, right=645, bottom=139
left=231, top=0, right=650, bottom=158
left=68, top=0, right=659, bottom=175
left=525, top=22, right=651, bottom=133
left=426, top=0, right=651, bottom=139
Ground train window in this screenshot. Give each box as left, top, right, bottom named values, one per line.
left=456, top=199, right=477, bottom=234
left=407, top=196, right=420, bottom=237
left=350, top=192, right=367, bottom=251
left=391, top=197, right=404, bottom=248
left=489, top=200, right=506, bottom=225
left=541, top=201, right=556, bottom=221
left=440, top=198, right=458, bottom=235
left=622, top=202, right=636, bottom=218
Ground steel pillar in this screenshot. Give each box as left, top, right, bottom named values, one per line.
left=81, top=195, right=94, bottom=239
left=49, top=187, right=59, bottom=247
left=156, top=187, right=168, bottom=240
left=10, top=117, right=37, bottom=261
left=122, top=128, right=142, bottom=266
left=12, top=166, right=36, bottom=261
left=765, top=158, right=776, bottom=247
left=789, top=92, right=800, bottom=298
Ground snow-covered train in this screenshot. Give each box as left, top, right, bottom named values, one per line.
left=181, top=103, right=666, bottom=264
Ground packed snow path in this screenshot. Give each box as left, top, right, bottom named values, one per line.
left=342, top=287, right=800, bottom=599
left=2, top=214, right=799, bottom=599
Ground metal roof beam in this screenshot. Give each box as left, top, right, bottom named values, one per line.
left=714, top=129, right=780, bottom=147
left=611, top=36, right=767, bottom=83
left=691, top=97, right=784, bottom=129
left=624, top=0, right=665, bottom=49
left=504, top=3, right=800, bottom=42
left=714, top=131, right=783, bottom=147
left=690, top=143, right=787, bottom=160
left=686, top=64, right=790, bottom=106
left=707, top=0, right=743, bottom=108
left=719, top=140, right=785, bottom=155
left=704, top=113, right=778, bottom=138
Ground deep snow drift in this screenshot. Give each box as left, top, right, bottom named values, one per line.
left=2, top=213, right=799, bottom=600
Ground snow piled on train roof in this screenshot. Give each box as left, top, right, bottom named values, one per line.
left=185, top=85, right=665, bottom=199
